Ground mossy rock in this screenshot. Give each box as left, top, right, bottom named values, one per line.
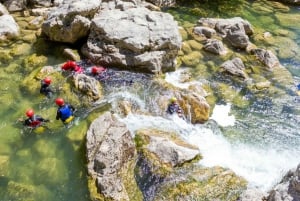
left=66, top=121, right=88, bottom=151
left=135, top=129, right=201, bottom=176
left=0, top=49, right=13, bottom=63
left=180, top=93, right=210, bottom=123
left=6, top=181, right=36, bottom=201
left=121, top=159, right=143, bottom=201
left=154, top=166, right=247, bottom=201
left=262, top=36, right=299, bottom=60
left=218, top=83, right=250, bottom=108
left=194, top=63, right=211, bottom=79
left=35, top=157, right=68, bottom=185
left=17, top=20, right=29, bottom=29
left=15, top=149, right=32, bottom=162
left=23, top=53, right=48, bottom=72
left=181, top=42, right=192, bottom=54
left=275, top=12, right=300, bottom=29
left=181, top=51, right=203, bottom=67
left=4, top=63, right=20, bottom=73
left=271, top=65, right=294, bottom=87
left=252, top=1, right=273, bottom=14
left=266, top=0, right=290, bottom=12
left=186, top=40, right=203, bottom=51
left=0, top=155, right=9, bottom=176
left=179, top=27, right=188, bottom=41
left=22, top=33, right=37, bottom=43
left=88, top=177, right=107, bottom=201
left=32, top=139, right=57, bottom=157
left=10, top=43, right=32, bottom=57
left=202, top=83, right=217, bottom=110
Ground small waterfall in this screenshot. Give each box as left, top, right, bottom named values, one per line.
left=118, top=69, right=300, bottom=193
left=120, top=113, right=300, bottom=192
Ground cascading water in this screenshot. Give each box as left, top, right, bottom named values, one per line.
left=117, top=69, right=300, bottom=193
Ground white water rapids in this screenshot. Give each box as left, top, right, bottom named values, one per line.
left=117, top=69, right=300, bottom=192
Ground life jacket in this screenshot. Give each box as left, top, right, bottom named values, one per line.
left=59, top=105, right=73, bottom=122
left=27, top=115, right=42, bottom=128
left=167, top=103, right=180, bottom=114
left=74, top=65, right=84, bottom=73
left=91, top=66, right=106, bottom=75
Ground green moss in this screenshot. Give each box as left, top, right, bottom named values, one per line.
left=275, top=12, right=300, bottom=29
left=154, top=166, right=247, bottom=201
left=181, top=42, right=192, bottom=54
left=186, top=40, right=203, bottom=51
left=179, top=27, right=188, bottom=41
left=121, top=159, right=143, bottom=201
left=88, top=177, right=107, bottom=201
left=23, top=53, right=48, bottom=72
left=10, top=43, right=32, bottom=57
left=181, top=51, right=203, bottom=67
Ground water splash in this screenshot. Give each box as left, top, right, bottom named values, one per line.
left=210, top=103, right=235, bottom=127
left=120, top=114, right=300, bottom=192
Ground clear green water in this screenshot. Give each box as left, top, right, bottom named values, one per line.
left=1, top=0, right=300, bottom=200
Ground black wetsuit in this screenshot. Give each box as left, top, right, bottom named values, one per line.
left=40, top=81, right=53, bottom=98
left=167, top=103, right=183, bottom=117
left=24, top=115, right=48, bottom=128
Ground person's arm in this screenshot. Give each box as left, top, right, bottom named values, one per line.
left=69, top=104, right=76, bottom=113
left=24, top=118, right=31, bottom=126
left=56, top=110, right=61, bottom=120
left=167, top=104, right=174, bottom=114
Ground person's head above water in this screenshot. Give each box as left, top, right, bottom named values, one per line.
left=170, top=97, right=177, bottom=103
left=26, top=109, right=34, bottom=117
left=55, top=98, right=64, bottom=106
left=43, top=77, right=51, bottom=85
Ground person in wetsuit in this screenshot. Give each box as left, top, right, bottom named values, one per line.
left=61, top=60, right=84, bottom=73
left=23, top=109, right=49, bottom=128
left=40, top=77, right=54, bottom=98
left=166, top=97, right=184, bottom=118
left=55, top=98, right=76, bottom=124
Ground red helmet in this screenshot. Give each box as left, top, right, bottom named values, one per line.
left=44, top=77, right=51, bottom=85
left=26, top=109, right=34, bottom=117
left=91, top=66, right=98, bottom=74
left=62, top=60, right=77, bottom=70
left=55, top=98, right=64, bottom=106
left=68, top=61, right=77, bottom=68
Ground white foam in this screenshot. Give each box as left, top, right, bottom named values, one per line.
left=119, top=114, right=300, bottom=192
left=210, top=103, right=235, bottom=127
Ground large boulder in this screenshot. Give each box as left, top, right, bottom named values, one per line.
left=0, top=15, right=19, bottom=41
left=2, top=0, right=26, bottom=12
left=0, top=3, right=8, bottom=15
left=203, top=39, right=227, bottom=55
left=197, top=17, right=254, bottom=49
left=72, top=73, right=103, bottom=101
left=267, top=164, right=300, bottom=201
left=220, top=57, right=248, bottom=79
left=82, top=7, right=182, bottom=73
left=86, top=112, right=140, bottom=201
left=250, top=48, right=280, bottom=69
left=42, top=0, right=101, bottom=43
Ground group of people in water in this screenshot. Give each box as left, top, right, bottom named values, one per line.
left=22, top=60, right=185, bottom=132
left=23, top=96, right=76, bottom=130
